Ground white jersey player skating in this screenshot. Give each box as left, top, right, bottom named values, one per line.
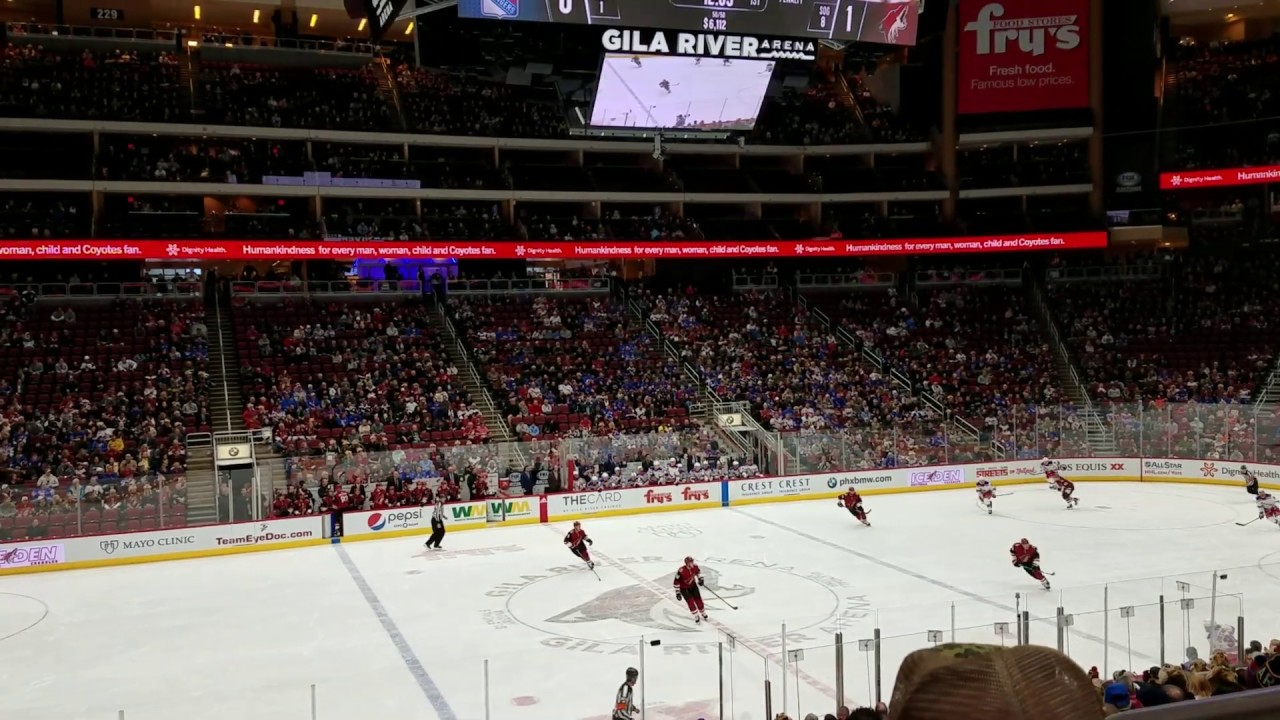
left=976, top=478, right=995, bottom=514
left=1042, top=458, right=1080, bottom=509
left=1257, top=490, right=1280, bottom=526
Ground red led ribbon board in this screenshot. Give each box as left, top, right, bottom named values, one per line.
left=0, top=234, right=1107, bottom=260
left=1160, top=165, right=1280, bottom=191
left=957, top=0, right=1090, bottom=115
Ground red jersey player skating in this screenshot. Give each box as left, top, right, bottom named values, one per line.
left=1042, top=459, right=1080, bottom=509
left=673, top=556, right=709, bottom=623
left=838, top=488, right=871, bottom=526
left=564, top=521, right=594, bottom=569
left=1010, top=538, right=1051, bottom=590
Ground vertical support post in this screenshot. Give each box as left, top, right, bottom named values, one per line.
left=484, top=659, right=491, bottom=720
left=835, top=631, right=845, bottom=709
left=718, top=642, right=725, bottom=720
left=1015, top=593, right=1023, bottom=645
left=1104, top=584, right=1110, bottom=674
left=1056, top=607, right=1065, bottom=652
left=780, top=622, right=788, bottom=715
left=873, top=627, right=882, bottom=705
left=639, top=636, right=646, bottom=720
left=951, top=601, right=956, bottom=642
left=1021, top=610, right=1030, bottom=646
left=764, top=679, right=773, bottom=720
left=1239, top=616, right=1246, bottom=661
left=1209, top=572, right=1219, bottom=652
left=119, top=712, right=125, bottom=720
left=310, top=684, right=317, bottom=720
left=1159, top=595, right=1166, bottom=665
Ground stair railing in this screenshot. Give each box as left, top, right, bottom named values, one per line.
left=1028, top=275, right=1108, bottom=447
left=436, top=301, right=514, bottom=444
left=214, top=292, right=234, bottom=429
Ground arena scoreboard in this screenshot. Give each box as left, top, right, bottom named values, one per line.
left=457, top=0, right=919, bottom=46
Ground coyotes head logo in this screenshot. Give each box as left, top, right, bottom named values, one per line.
left=879, top=3, right=912, bottom=44
left=546, top=565, right=754, bottom=632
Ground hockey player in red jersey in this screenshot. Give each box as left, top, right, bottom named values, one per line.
left=1042, top=458, right=1080, bottom=509
left=838, top=488, right=871, bottom=526
left=1010, top=538, right=1051, bottom=590
left=673, top=556, right=708, bottom=623
left=564, top=521, right=594, bottom=569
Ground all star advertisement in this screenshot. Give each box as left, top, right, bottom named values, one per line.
left=0, top=516, right=326, bottom=574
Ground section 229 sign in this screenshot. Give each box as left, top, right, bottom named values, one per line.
left=957, top=0, right=1089, bottom=115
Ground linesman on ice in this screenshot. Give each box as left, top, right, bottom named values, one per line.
left=612, top=667, right=639, bottom=720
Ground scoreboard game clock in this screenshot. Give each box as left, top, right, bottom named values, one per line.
left=457, top=0, right=919, bottom=46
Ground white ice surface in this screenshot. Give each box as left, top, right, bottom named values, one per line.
left=5, top=482, right=1280, bottom=720
left=590, top=55, right=772, bottom=130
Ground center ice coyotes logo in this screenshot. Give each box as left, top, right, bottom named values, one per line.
left=547, top=564, right=750, bottom=632
left=485, top=557, right=866, bottom=649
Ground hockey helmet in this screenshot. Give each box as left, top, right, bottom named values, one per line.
left=684, top=556, right=695, bottom=565
left=625, top=667, right=639, bottom=679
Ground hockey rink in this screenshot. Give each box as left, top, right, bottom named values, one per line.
left=5, top=482, right=1280, bottom=720
left=590, top=54, right=774, bottom=130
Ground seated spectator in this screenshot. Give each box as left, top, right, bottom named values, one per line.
left=448, top=294, right=698, bottom=439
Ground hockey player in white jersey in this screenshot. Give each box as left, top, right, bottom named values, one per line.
left=1257, top=490, right=1280, bottom=527
left=1042, top=458, right=1080, bottom=509
left=976, top=478, right=995, bottom=514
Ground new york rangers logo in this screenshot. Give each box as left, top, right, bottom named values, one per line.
left=880, top=3, right=912, bottom=43
left=481, top=0, right=518, bottom=18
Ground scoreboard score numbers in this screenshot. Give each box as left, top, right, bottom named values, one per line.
left=457, top=0, right=919, bottom=46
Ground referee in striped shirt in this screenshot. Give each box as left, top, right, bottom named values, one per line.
left=424, top=498, right=446, bottom=550
left=613, top=667, right=638, bottom=720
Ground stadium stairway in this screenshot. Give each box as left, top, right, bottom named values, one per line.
left=430, top=306, right=507, bottom=440
left=427, top=300, right=536, bottom=484
left=1026, top=277, right=1118, bottom=456
left=180, top=48, right=204, bottom=119
left=372, top=58, right=408, bottom=132
left=207, top=303, right=246, bottom=434
left=184, top=448, right=218, bottom=526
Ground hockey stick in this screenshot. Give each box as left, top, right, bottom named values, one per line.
left=1236, top=517, right=1260, bottom=527
left=995, top=491, right=1015, bottom=497
left=588, top=563, right=602, bottom=581
left=702, top=583, right=739, bottom=610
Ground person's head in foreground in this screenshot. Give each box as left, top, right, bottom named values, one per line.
left=889, top=643, right=1104, bottom=719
